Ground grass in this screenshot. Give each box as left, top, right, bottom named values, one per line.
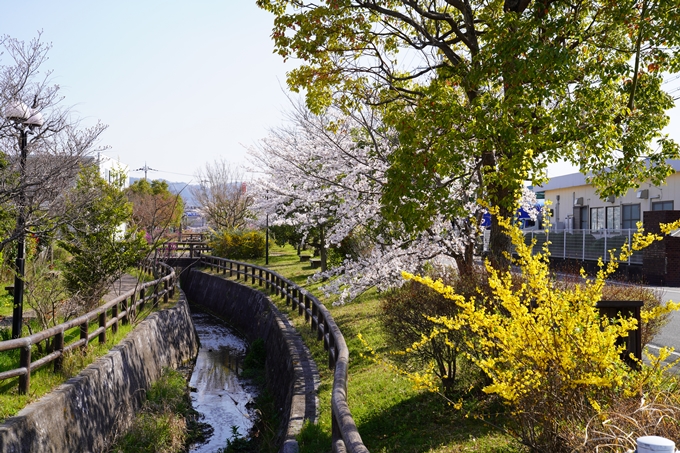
left=0, top=290, right=13, bottom=317
left=0, top=290, right=180, bottom=422
left=205, top=245, right=524, bottom=453
left=108, top=367, right=202, bottom=453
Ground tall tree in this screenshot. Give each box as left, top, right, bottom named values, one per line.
left=258, top=0, right=680, bottom=267
left=126, top=179, right=184, bottom=245
left=191, top=159, right=253, bottom=230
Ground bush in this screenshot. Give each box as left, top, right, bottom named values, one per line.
left=380, top=266, right=487, bottom=394
left=209, top=229, right=266, bottom=260
left=555, top=270, right=670, bottom=347
left=404, top=217, right=680, bottom=452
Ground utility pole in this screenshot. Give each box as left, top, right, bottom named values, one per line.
left=133, top=162, right=158, bottom=180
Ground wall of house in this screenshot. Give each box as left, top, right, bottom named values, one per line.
left=542, top=172, right=680, bottom=230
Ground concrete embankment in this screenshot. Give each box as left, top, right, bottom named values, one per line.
left=0, top=293, right=198, bottom=453
left=180, top=268, right=319, bottom=453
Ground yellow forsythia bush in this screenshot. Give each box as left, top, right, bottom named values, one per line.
left=403, top=217, right=680, bottom=451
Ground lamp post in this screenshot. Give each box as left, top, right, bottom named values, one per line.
left=4, top=100, right=43, bottom=339
left=265, top=190, right=269, bottom=265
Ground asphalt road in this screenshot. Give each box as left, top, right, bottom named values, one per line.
left=647, top=286, right=680, bottom=370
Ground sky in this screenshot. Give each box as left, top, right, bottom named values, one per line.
left=1, top=1, right=297, bottom=183
left=1, top=1, right=679, bottom=183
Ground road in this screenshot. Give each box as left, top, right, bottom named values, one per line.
left=647, top=286, right=680, bottom=371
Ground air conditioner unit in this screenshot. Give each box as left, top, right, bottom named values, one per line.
left=636, top=189, right=649, bottom=199
left=574, top=197, right=584, bottom=207
left=606, top=195, right=616, bottom=203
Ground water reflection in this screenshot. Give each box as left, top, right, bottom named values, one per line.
left=189, top=311, right=258, bottom=453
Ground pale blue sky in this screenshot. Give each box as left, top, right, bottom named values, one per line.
left=2, top=2, right=678, bottom=182
left=1, top=1, right=296, bottom=183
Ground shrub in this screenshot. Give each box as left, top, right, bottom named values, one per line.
left=380, top=266, right=492, bottom=394
left=209, top=229, right=266, bottom=260
left=404, top=217, right=680, bottom=452
left=555, top=270, right=670, bottom=347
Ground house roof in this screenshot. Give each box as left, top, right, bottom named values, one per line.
left=534, top=160, right=680, bottom=192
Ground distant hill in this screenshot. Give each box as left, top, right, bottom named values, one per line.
left=128, top=177, right=199, bottom=207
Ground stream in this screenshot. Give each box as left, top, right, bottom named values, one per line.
left=188, top=311, right=259, bottom=453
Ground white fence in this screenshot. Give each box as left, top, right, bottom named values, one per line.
left=523, top=229, right=642, bottom=265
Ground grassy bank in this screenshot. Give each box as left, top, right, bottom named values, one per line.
left=209, top=246, right=523, bottom=453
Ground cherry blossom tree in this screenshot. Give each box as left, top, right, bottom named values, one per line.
left=249, top=100, right=485, bottom=302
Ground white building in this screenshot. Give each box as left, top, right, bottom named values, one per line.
left=97, top=153, right=129, bottom=189
left=535, top=160, right=680, bottom=231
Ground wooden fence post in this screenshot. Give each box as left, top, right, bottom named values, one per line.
left=54, top=330, right=64, bottom=372
left=19, top=344, right=31, bottom=395
left=99, top=311, right=107, bottom=344
left=112, top=304, right=119, bottom=334
left=122, top=296, right=129, bottom=325
left=80, top=321, right=89, bottom=353
left=140, top=288, right=146, bottom=312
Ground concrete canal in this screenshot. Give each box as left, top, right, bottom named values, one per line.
left=189, top=310, right=259, bottom=453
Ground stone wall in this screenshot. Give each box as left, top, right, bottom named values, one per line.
left=0, top=293, right=199, bottom=453
left=180, top=269, right=318, bottom=453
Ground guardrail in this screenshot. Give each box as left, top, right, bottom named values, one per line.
left=199, top=255, right=369, bottom=453
left=0, top=260, right=176, bottom=395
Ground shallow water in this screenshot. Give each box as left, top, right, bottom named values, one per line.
left=189, top=311, right=258, bottom=453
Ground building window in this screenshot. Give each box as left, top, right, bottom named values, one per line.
left=590, top=207, right=604, bottom=230
left=622, top=204, right=641, bottom=229
left=606, top=206, right=620, bottom=230
left=652, top=200, right=674, bottom=211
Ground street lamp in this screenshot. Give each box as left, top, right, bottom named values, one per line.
left=4, top=100, right=44, bottom=339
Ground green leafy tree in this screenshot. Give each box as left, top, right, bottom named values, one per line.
left=258, top=0, right=680, bottom=268
left=59, top=166, right=149, bottom=310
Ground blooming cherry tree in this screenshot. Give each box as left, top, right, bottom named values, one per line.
left=249, top=101, right=487, bottom=302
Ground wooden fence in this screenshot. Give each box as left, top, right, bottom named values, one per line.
left=0, top=261, right=175, bottom=395
left=199, top=255, right=369, bottom=453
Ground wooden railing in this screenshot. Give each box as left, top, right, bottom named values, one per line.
left=156, top=241, right=210, bottom=259
left=0, top=261, right=176, bottom=395
left=199, top=255, right=369, bottom=453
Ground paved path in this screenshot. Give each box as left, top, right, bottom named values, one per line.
left=102, top=274, right=143, bottom=302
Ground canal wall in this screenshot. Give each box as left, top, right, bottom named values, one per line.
left=180, top=269, right=319, bottom=453
left=0, top=293, right=199, bottom=453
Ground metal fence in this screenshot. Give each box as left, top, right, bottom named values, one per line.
left=523, top=229, right=641, bottom=264
left=200, top=255, right=369, bottom=453
left=0, top=260, right=175, bottom=395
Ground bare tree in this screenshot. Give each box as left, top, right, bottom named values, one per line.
left=191, top=159, right=253, bottom=230
left=0, top=33, right=108, bottom=251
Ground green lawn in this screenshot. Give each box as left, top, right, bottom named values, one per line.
left=210, top=246, right=524, bottom=453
